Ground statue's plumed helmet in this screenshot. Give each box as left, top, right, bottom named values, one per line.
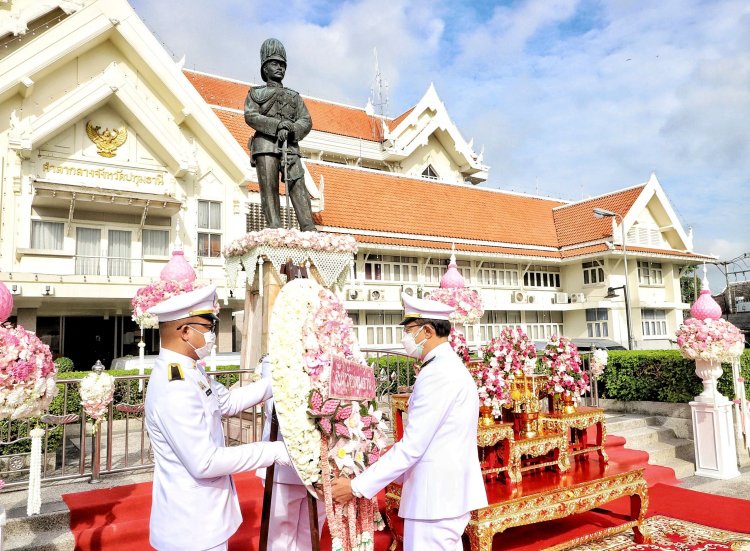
left=260, top=38, right=287, bottom=80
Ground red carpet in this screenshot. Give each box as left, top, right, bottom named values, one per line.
left=62, top=428, right=748, bottom=550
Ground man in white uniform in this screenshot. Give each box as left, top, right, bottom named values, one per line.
left=257, top=355, right=326, bottom=550
left=145, top=286, right=291, bottom=551
left=331, top=293, right=487, bottom=550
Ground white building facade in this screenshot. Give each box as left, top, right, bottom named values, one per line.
left=0, top=0, right=711, bottom=369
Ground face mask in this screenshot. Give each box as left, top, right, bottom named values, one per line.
left=401, top=326, right=427, bottom=359
left=188, top=326, right=216, bottom=360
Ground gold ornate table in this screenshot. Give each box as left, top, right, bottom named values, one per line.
left=541, top=406, right=608, bottom=464
left=477, top=421, right=515, bottom=482
left=466, top=465, right=649, bottom=551
left=509, top=431, right=570, bottom=484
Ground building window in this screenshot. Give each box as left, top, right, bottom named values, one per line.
left=523, top=265, right=561, bottom=289
left=479, top=310, right=522, bottom=341
left=246, top=202, right=299, bottom=231
left=75, top=227, right=101, bottom=275
left=198, top=200, right=221, bottom=258
left=424, top=258, right=472, bottom=284
left=31, top=220, right=64, bottom=250
left=477, top=262, right=518, bottom=287
left=363, top=311, right=403, bottom=345
left=641, top=309, right=667, bottom=337
left=586, top=308, right=609, bottom=338
left=142, top=229, right=169, bottom=256
left=582, top=260, right=605, bottom=285
left=107, top=230, right=132, bottom=276
left=638, top=261, right=663, bottom=286
left=421, top=164, right=439, bottom=180
left=364, top=255, right=418, bottom=282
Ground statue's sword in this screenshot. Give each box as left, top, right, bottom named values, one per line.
left=282, top=138, right=289, bottom=229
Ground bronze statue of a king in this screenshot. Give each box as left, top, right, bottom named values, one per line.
left=244, top=38, right=316, bottom=232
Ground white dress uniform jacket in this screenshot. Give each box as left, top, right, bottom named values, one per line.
left=353, top=342, right=487, bottom=519
left=145, top=348, right=277, bottom=550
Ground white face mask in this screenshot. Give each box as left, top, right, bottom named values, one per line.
left=188, top=326, right=216, bottom=360
left=401, top=326, right=427, bottom=359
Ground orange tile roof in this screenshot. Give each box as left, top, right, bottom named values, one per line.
left=388, top=108, right=414, bottom=130
left=553, top=186, right=644, bottom=247
left=559, top=243, right=713, bottom=261
left=353, top=235, right=560, bottom=258
left=306, top=162, right=565, bottom=248
left=184, top=70, right=395, bottom=142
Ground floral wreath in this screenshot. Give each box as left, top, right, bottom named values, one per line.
left=131, top=280, right=206, bottom=328
left=269, top=279, right=385, bottom=551
left=0, top=323, right=58, bottom=420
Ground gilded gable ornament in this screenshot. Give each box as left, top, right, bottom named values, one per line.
left=86, top=121, right=127, bottom=158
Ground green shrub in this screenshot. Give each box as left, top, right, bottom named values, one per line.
left=600, top=349, right=750, bottom=403
left=53, top=357, right=75, bottom=373
left=368, top=355, right=417, bottom=396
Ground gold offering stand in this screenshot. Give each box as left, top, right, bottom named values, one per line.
left=502, top=373, right=570, bottom=482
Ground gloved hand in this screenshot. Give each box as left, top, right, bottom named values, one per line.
left=272, top=441, right=292, bottom=467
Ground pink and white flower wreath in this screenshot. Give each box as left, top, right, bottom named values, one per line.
left=269, top=279, right=385, bottom=551
left=542, top=335, right=590, bottom=398
left=676, top=317, right=744, bottom=363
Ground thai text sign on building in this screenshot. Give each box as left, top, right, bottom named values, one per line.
left=329, top=355, right=376, bottom=401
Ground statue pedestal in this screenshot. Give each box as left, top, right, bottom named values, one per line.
left=690, top=399, right=740, bottom=479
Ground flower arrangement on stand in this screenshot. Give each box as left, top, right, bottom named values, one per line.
left=675, top=317, right=744, bottom=363
left=541, top=336, right=589, bottom=411
left=472, top=363, right=510, bottom=419
left=426, top=288, right=484, bottom=325
left=0, top=324, right=58, bottom=420
left=589, top=348, right=609, bottom=379
left=270, top=279, right=386, bottom=551
left=79, top=361, right=115, bottom=434
left=131, top=280, right=203, bottom=328
left=449, top=327, right=470, bottom=365
left=481, top=326, right=538, bottom=381
left=0, top=320, right=58, bottom=515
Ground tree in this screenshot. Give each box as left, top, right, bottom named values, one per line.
left=680, top=265, right=698, bottom=304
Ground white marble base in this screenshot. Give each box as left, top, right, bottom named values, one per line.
left=690, top=400, right=740, bottom=479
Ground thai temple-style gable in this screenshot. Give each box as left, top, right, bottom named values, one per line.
left=0, top=0, right=716, bottom=371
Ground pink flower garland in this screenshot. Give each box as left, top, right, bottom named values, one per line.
left=541, top=335, right=589, bottom=397
left=449, top=327, right=470, bottom=364
left=224, top=228, right=357, bottom=258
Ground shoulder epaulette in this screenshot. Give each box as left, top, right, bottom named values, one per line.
left=167, top=363, right=184, bottom=381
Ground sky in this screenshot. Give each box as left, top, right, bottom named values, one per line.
left=129, top=0, right=750, bottom=287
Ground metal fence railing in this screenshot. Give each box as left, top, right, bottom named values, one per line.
left=0, top=369, right=262, bottom=489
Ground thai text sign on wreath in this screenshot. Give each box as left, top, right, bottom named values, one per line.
left=329, top=355, right=376, bottom=401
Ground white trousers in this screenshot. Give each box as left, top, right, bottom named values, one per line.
left=267, top=482, right=326, bottom=551
left=403, top=512, right=470, bottom=551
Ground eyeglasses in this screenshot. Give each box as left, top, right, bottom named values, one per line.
left=177, top=322, right=216, bottom=332
left=402, top=324, right=421, bottom=335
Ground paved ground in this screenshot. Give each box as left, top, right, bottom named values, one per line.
left=678, top=463, right=750, bottom=500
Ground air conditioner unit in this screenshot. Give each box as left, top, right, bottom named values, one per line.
left=9, top=284, right=22, bottom=295
left=368, top=288, right=386, bottom=301
left=402, top=284, right=417, bottom=297
left=527, top=293, right=536, bottom=304
left=347, top=288, right=363, bottom=301
left=42, top=285, right=55, bottom=296
left=511, top=291, right=527, bottom=303
left=570, top=292, right=586, bottom=303
left=554, top=292, right=569, bottom=304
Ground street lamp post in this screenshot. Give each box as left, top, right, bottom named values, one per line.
left=593, top=208, right=635, bottom=350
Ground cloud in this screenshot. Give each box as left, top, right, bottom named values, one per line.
left=128, top=0, right=749, bottom=258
